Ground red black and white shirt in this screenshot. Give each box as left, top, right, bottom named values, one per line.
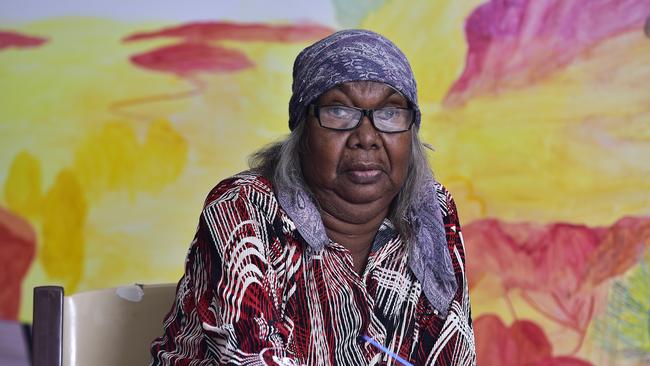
left=150, top=172, right=475, bottom=365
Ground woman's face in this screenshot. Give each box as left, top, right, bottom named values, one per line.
left=301, top=81, right=413, bottom=216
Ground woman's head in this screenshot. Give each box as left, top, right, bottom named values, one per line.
left=288, top=29, right=420, bottom=132
left=249, top=29, right=432, bottom=239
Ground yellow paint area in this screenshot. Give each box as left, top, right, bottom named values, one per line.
left=4, top=151, right=42, bottom=219
left=73, top=119, right=188, bottom=198
left=40, top=169, right=86, bottom=292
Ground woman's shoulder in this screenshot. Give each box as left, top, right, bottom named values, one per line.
left=202, top=171, right=275, bottom=209
left=432, top=181, right=460, bottom=226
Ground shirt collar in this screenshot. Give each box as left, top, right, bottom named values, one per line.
left=275, top=180, right=458, bottom=318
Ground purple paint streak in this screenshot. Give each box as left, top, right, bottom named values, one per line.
left=445, top=0, right=650, bottom=107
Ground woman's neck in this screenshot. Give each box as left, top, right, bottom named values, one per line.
left=318, top=199, right=389, bottom=275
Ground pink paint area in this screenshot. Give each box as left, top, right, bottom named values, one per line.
left=0, top=208, right=36, bottom=320
left=475, top=314, right=593, bottom=366
left=0, top=30, right=47, bottom=50
left=445, top=0, right=650, bottom=106
left=130, top=42, right=254, bottom=76
left=464, top=216, right=650, bottom=352
left=123, top=21, right=334, bottom=43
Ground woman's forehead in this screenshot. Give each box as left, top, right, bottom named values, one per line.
left=320, top=81, right=406, bottom=100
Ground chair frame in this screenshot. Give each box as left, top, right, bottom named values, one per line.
left=32, top=286, right=64, bottom=366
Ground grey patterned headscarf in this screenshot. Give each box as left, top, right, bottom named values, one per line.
left=288, top=29, right=420, bottom=130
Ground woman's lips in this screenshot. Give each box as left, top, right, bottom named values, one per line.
left=344, top=164, right=384, bottom=184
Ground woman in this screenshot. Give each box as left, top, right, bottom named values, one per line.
left=150, top=29, right=476, bottom=366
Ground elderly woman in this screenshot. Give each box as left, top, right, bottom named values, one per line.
left=150, top=30, right=475, bottom=365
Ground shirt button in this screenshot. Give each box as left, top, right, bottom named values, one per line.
left=356, top=335, right=366, bottom=345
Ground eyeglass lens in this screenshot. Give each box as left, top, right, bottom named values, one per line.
left=316, top=105, right=412, bottom=132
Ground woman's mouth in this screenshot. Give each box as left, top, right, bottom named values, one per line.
left=344, top=164, right=384, bottom=184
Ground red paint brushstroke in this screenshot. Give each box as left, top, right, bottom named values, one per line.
left=116, top=42, right=249, bottom=118
left=583, top=216, right=650, bottom=287
left=445, top=0, right=650, bottom=107
left=0, top=30, right=47, bottom=50
left=0, top=207, right=36, bottom=320
left=464, top=216, right=650, bottom=353
left=109, top=80, right=204, bottom=120
left=124, top=21, right=333, bottom=43
left=475, top=314, right=592, bottom=366
left=116, top=21, right=332, bottom=120
left=130, top=42, right=254, bottom=76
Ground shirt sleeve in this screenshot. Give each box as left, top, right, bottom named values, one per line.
left=150, top=189, right=302, bottom=365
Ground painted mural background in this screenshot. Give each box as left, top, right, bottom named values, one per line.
left=1, top=1, right=649, bottom=365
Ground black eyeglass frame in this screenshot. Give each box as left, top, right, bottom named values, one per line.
left=308, top=104, right=415, bottom=134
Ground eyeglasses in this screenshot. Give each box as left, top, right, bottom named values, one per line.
left=309, top=104, right=414, bottom=133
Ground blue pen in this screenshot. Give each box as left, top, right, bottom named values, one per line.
left=362, top=335, right=414, bottom=366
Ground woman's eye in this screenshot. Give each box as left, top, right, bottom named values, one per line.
left=376, top=109, right=399, bottom=120
left=327, top=107, right=351, bottom=118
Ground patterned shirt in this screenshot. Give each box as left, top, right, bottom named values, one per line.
left=150, top=172, right=476, bottom=365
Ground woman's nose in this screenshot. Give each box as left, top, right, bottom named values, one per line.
left=348, top=115, right=381, bottom=150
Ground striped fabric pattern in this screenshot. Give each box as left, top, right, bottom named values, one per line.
left=150, top=172, right=476, bottom=365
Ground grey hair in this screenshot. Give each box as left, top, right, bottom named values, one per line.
left=248, top=123, right=433, bottom=241
left=248, top=119, right=309, bottom=192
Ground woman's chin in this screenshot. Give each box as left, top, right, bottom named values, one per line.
left=335, top=183, right=397, bottom=206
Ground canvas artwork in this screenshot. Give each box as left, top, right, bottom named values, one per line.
left=1, top=1, right=648, bottom=365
